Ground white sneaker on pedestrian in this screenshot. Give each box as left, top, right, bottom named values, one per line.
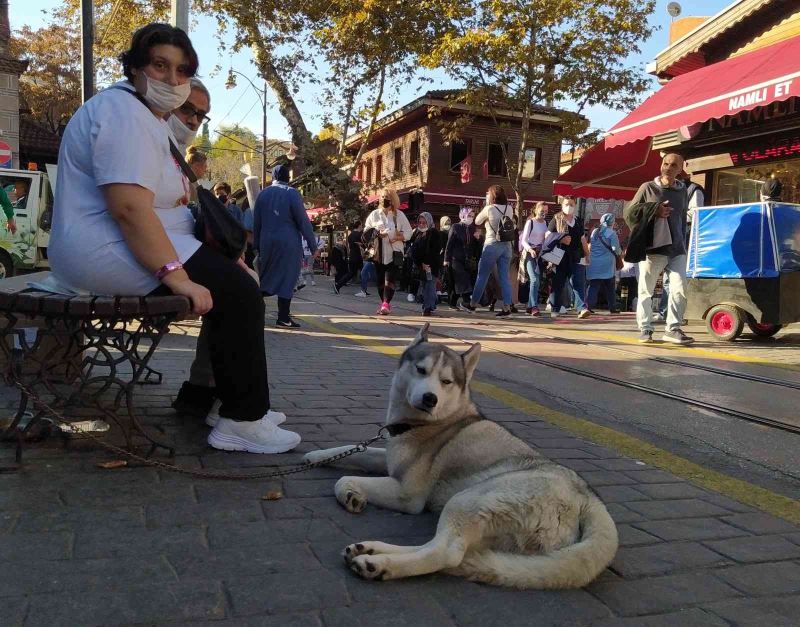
left=208, top=416, right=301, bottom=454
left=206, top=400, right=286, bottom=428
left=354, top=290, right=368, bottom=297
left=559, top=306, right=567, bottom=314
left=406, top=293, right=415, bottom=302
left=545, top=303, right=553, bottom=312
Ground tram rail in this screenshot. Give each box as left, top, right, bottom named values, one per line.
left=297, top=295, right=800, bottom=436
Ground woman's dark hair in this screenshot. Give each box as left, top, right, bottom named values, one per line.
left=487, top=185, right=507, bottom=205
left=120, top=23, right=199, bottom=81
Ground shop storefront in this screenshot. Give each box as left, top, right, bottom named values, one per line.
left=556, top=33, right=800, bottom=211
left=684, top=110, right=800, bottom=204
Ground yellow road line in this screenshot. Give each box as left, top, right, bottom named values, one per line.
left=541, top=326, right=800, bottom=372
left=300, top=314, right=800, bottom=525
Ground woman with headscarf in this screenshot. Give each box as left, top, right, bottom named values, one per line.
left=581, top=212, right=622, bottom=318
left=444, top=207, right=477, bottom=311
left=253, top=164, right=318, bottom=328
left=363, top=187, right=413, bottom=315
left=411, top=211, right=442, bottom=316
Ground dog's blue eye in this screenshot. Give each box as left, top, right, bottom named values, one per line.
left=441, top=379, right=453, bottom=385
left=417, top=366, right=426, bottom=375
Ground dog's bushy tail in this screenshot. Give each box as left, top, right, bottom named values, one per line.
left=453, top=496, right=618, bottom=589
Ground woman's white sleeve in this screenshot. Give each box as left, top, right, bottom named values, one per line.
left=90, top=96, right=162, bottom=192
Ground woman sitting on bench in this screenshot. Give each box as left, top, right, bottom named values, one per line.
left=46, top=23, right=300, bottom=455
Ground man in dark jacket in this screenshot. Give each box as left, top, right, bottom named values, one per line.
left=625, top=153, right=693, bottom=345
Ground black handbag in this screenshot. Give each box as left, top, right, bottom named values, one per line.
left=114, top=86, right=247, bottom=261
left=168, top=141, right=247, bottom=260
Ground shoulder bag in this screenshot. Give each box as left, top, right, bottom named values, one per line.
left=597, top=231, right=624, bottom=271
left=168, top=141, right=247, bottom=260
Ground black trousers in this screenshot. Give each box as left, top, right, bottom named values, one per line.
left=551, top=256, right=575, bottom=311
left=335, top=258, right=363, bottom=290
left=375, top=262, right=397, bottom=303
left=152, top=245, right=269, bottom=422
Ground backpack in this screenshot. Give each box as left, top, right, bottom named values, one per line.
left=493, top=205, right=516, bottom=242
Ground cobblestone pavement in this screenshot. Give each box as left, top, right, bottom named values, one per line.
left=1, top=299, right=799, bottom=626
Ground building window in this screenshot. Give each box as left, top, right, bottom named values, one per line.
left=365, top=159, right=373, bottom=184
left=521, top=147, right=542, bottom=180
left=409, top=140, right=420, bottom=174
left=487, top=143, right=507, bottom=177
left=393, top=147, right=402, bottom=174
left=376, top=155, right=383, bottom=184
left=357, top=163, right=364, bottom=181
left=449, top=139, right=472, bottom=172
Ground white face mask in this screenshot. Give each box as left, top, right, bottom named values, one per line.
left=562, top=205, right=575, bottom=216
left=463, top=217, right=474, bottom=225
left=167, top=114, right=197, bottom=150
left=418, top=225, right=429, bottom=233
left=137, top=73, right=191, bottom=113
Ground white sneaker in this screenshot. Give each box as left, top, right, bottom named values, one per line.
left=206, top=400, right=286, bottom=428
left=545, top=303, right=553, bottom=312
left=208, top=416, right=301, bottom=454
left=559, top=306, right=567, bottom=314
left=354, top=290, right=368, bottom=298
left=407, top=293, right=415, bottom=302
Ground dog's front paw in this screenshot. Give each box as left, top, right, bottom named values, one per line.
left=346, top=554, right=390, bottom=581
left=343, top=542, right=375, bottom=560
left=335, top=478, right=367, bottom=513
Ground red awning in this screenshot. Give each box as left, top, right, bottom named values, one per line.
left=553, top=138, right=662, bottom=201
left=306, top=207, right=327, bottom=219
left=606, top=37, right=800, bottom=148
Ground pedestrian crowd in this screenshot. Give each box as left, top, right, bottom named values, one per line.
left=41, top=22, right=700, bottom=462
left=329, top=155, right=698, bottom=349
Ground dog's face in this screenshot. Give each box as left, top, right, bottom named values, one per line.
left=387, top=324, right=480, bottom=426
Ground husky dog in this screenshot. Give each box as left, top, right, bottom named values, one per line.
left=303, top=324, right=618, bottom=588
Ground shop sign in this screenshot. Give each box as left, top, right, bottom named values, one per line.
left=707, top=97, right=799, bottom=134
left=730, top=136, right=800, bottom=166
left=728, top=80, right=795, bottom=113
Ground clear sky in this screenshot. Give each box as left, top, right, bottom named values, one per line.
left=11, top=0, right=735, bottom=143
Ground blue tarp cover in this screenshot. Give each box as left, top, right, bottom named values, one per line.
left=687, top=203, right=800, bottom=278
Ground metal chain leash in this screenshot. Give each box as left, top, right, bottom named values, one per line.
left=9, top=381, right=387, bottom=480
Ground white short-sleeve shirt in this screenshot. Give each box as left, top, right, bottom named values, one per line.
left=48, top=80, right=201, bottom=295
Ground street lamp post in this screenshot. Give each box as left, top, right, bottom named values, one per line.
left=229, top=70, right=268, bottom=187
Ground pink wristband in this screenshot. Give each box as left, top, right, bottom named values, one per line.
left=155, top=261, right=183, bottom=281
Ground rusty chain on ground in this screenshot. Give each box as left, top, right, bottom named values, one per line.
left=9, top=381, right=387, bottom=480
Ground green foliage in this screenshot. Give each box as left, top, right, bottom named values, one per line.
left=422, top=0, right=656, bottom=203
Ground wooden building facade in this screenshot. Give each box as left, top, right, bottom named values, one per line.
left=345, top=90, right=568, bottom=221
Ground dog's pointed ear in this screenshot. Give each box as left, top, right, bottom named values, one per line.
left=462, top=342, right=481, bottom=382
left=408, top=323, right=430, bottom=349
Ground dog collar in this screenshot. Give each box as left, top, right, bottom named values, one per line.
left=385, top=423, right=417, bottom=437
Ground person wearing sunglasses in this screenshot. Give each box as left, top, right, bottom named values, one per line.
left=168, top=78, right=210, bottom=152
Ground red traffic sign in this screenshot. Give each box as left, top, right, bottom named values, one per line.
left=0, top=141, right=11, bottom=167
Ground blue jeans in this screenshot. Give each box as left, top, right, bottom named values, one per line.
left=587, top=278, right=616, bottom=311
left=571, top=264, right=587, bottom=311
left=360, top=261, right=376, bottom=292
left=471, top=242, right=513, bottom=307
left=422, top=275, right=438, bottom=311
left=525, top=256, right=541, bottom=309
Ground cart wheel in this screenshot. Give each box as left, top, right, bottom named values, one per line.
left=745, top=316, right=783, bottom=338
left=706, top=305, right=744, bottom=341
